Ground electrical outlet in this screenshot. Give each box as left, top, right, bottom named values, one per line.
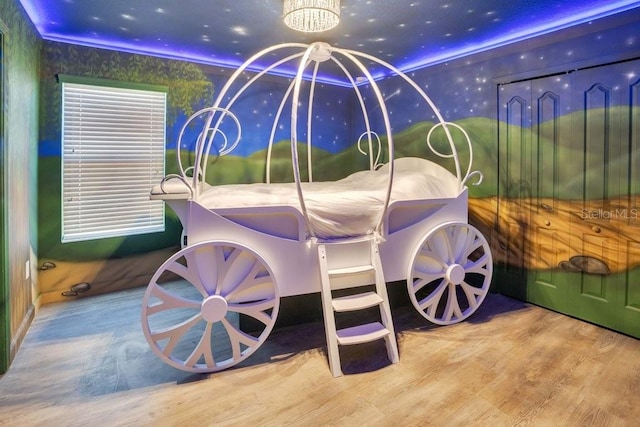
left=25, top=259, right=30, bottom=280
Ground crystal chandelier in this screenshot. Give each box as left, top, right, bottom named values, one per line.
left=283, top=0, right=341, bottom=33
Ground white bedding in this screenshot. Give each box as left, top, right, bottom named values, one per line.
left=196, top=157, right=461, bottom=238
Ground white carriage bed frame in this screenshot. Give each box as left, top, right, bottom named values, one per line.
left=143, top=42, right=492, bottom=376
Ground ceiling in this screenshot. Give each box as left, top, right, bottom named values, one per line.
left=20, top=0, right=640, bottom=78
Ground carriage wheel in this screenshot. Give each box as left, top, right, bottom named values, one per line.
left=407, top=222, right=492, bottom=325
left=141, top=240, right=279, bottom=373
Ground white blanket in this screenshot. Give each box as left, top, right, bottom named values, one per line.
left=197, top=157, right=460, bottom=238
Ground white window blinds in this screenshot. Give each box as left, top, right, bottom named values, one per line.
left=61, top=81, right=167, bottom=242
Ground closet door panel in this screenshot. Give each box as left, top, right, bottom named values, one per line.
left=526, top=75, right=573, bottom=313
left=496, top=59, right=640, bottom=338
left=496, top=82, right=531, bottom=300
left=618, top=62, right=640, bottom=337
left=565, top=63, right=631, bottom=331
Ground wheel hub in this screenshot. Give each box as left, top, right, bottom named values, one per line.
left=445, top=264, right=466, bottom=285
left=201, top=295, right=228, bottom=323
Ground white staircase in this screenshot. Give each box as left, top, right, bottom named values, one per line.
left=317, top=236, right=399, bottom=377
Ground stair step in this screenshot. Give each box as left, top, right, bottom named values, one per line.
left=328, top=264, right=375, bottom=276
left=318, top=241, right=399, bottom=376
left=336, top=322, right=390, bottom=345
left=332, top=291, right=383, bottom=312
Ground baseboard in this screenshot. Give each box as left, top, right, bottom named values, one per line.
left=9, top=303, right=35, bottom=367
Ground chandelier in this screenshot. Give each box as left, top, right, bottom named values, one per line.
left=283, top=0, right=341, bottom=33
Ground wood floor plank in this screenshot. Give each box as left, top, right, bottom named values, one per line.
left=1, top=287, right=639, bottom=426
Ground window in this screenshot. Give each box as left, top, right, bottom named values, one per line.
left=60, top=76, right=167, bottom=242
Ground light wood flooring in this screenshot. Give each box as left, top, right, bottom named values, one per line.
left=1, top=286, right=639, bottom=426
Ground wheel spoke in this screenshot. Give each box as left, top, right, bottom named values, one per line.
left=184, top=321, right=215, bottom=369
left=464, top=252, right=491, bottom=275
left=451, top=226, right=472, bottom=262
left=227, top=275, right=276, bottom=303
left=459, top=280, right=485, bottom=311
left=184, top=245, right=220, bottom=295
left=430, top=230, right=452, bottom=263
left=223, top=257, right=266, bottom=299
left=142, top=240, right=280, bottom=373
left=408, top=223, right=492, bottom=325
left=461, top=238, right=484, bottom=262
left=222, top=317, right=261, bottom=361
left=218, top=248, right=257, bottom=296
left=229, top=298, right=276, bottom=326
left=412, top=274, right=442, bottom=295
left=146, top=283, right=201, bottom=316
left=150, top=313, right=202, bottom=357
left=442, top=283, right=463, bottom=322
left=199, top=244, right=225, bottom=295
left=417, top=278, right=447, bottom=312
left=166, top=261, right=208, bottom=298
left=415, top=250, right=446, bottom=274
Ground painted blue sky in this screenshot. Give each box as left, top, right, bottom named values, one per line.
left=37, top=7, right=640, bottom=157
left=182, top=17, right=640, bottom=157
left=21, top=0, right=640, bottom=78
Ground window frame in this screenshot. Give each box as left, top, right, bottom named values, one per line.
left=59, top=75, right=168, bottom=243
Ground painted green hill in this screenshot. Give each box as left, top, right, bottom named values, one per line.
left=38, top=106, right=640, bottom=262
left=37, top=116, right=500, bottom=261
left=499, top=106, right=635, bottom=200
left=174, top=116, right=500, bottom=191
left=248, top=140, right=334, bottom=183
left=371, top=118, right=499, bottom=197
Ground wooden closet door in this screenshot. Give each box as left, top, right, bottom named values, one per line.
left=498, top=60, right=640, bottom=338
left=563, top=64, right=626, bottom=330
left=526, top=74, right=574, bottom=314
left=609, top=60, right=640, bottom=338
left=497, top=75, right=574, bottom=312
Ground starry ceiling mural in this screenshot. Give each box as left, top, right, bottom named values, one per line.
left=20, top=0, right=640, bottom=79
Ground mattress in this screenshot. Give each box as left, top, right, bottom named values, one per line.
left=195, top=157, right=461, bottom=238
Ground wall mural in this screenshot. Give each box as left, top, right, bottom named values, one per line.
left=37, top=40, right=491, bottom=301
left=383, top=18, right=638, bottom=338
left=37, top=42, right=356, bottom=301
left=38, top=42, right=220, bottom=300
left=491, top=66, right=640, bottom=338
left=37, top=19, right=640, bottom=338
